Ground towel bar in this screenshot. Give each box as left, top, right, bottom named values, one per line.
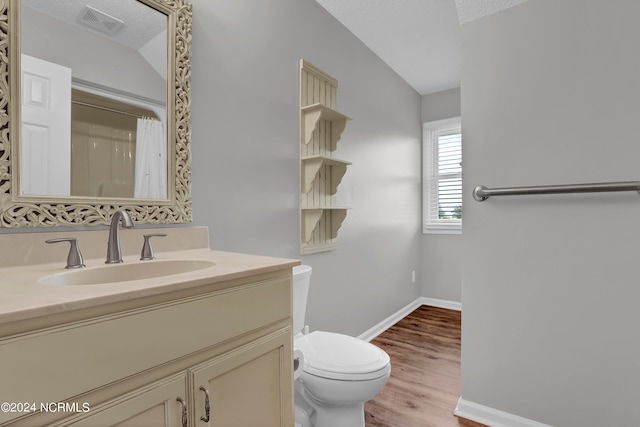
left=473, top=181, right=640, bottom=202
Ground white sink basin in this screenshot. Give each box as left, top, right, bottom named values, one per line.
left=39, top=259, right=216, bottom=286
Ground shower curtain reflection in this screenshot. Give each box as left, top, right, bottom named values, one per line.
left=70, top=90, right=162, bottom=199
left=71, top=122, right=136, bottom=198
left=134, top=118, right=166, bottom=199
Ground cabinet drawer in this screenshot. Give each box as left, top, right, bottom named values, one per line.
left=0, top=274, right=291, bottom=424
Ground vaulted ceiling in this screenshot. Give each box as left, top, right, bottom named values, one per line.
left=315, top=0, right=529, bottom=95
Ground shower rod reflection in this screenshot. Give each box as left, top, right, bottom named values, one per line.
left=72, top=100, right=159, bottom=120
left=473, top=181, right=640, bottom=202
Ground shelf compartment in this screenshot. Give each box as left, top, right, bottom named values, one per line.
left=301, top=207, right=349, bottom=246
left=301, top=155, right=351, bottom=194
left=301, top=103, right=351, bottom=150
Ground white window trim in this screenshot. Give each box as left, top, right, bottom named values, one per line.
left=422, top=117, right=462, bottom=235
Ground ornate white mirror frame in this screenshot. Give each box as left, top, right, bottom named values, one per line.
left=0, top=0, right=192, bottom=227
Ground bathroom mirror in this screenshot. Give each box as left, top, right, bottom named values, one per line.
left=0, top=0, right=192, bottom=227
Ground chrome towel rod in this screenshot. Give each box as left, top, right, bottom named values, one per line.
left=473, top=181, right=640, bottom=202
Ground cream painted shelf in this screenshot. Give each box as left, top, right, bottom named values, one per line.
left=301, top=155, right=351, bottom=194
left=301, top=103, right=351, bottom=150
left=299, top=59, right=352, bottom=254
left=301, top=207, right=349, bottom=254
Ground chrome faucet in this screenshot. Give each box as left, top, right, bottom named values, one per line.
left=46, top=237, right=85, bottom=269
left=105, top=210, right=135, bottom=264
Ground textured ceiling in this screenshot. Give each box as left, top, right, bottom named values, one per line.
left=455, top=0, right=529, bottom=24
left=315, top=0, right=529, bottom=95
left=21, top=0, right=166, bottom=50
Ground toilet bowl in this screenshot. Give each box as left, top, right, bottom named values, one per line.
left=292, top=265, right=391, bottom=427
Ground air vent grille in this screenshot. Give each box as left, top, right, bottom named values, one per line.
left=77, top=5, right=124, bottom=35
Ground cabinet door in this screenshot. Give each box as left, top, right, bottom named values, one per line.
left=58, top=373, right=188, bottom=427
left=191, top=330, right=293, bottom=427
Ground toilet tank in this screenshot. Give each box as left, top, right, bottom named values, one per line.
left=292, top=265, right=312, bottom=335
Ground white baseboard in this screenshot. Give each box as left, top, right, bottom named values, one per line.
left=358, top=298, right=423, bottom=341
left=358, top=296, right=462, bottom=342
left=455, top=398, right=553, bottom=427
left=421, top=297, right=462, bottom=311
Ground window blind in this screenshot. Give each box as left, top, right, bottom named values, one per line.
left=423, top=119, right=462, bottom=233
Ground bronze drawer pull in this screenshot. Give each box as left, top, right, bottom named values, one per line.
left=199, top=386, right=211, bottom=422
left=176, top=397, right=188, bottom=427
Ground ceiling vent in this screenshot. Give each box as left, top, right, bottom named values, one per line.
left=77, top=5, right=124, bottom=35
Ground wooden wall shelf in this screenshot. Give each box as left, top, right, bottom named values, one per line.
left=301, top=207, right=349, bottom=245
left=301, top=103, right=350, bottom=149
left=301, top=156, right=351, bottom=194
left=299, top=60, right=351, bottom=254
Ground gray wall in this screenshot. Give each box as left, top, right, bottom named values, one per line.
left=421, top=87, right=460, bottom=123
left=2, top=0, right=422, bottom=338
left=421, top=87, right=462, bottom=303
left=190, top=0, right=423, bottom=336
left=461, top=1, right=640, bottom=425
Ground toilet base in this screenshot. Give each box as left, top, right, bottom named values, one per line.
left=296, top=385, right=369, bottom=427
left=294, top=402, right=313, bottom=427
left=311, top=402, right=366, bottom=427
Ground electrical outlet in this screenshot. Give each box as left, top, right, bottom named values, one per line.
left=411, top=270, right=416, bottom=283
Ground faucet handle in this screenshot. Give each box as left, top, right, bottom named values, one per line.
left=46, top=238, right=86, bottom=269
left=140, top=233, right=167, bottom=260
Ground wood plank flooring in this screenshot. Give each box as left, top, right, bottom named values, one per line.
left=364, top=305, right=486, bottom=427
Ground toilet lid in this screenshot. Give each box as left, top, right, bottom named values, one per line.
left=295, top=331, right=390, bottom=380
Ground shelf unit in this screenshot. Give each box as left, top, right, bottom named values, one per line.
left=299, top=60, right=351, bottom=255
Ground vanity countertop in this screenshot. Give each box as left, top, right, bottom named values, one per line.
left=0, top=227, right=300, bottom=327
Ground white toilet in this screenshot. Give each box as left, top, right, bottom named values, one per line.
left=292, top=265, right=391, bottom=427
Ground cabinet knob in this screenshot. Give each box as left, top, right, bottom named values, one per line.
left=140, top=233, right=167, bottom=260
left=176, top=397, right=188, bottom=427
left=45, top=238, right=85, bottom=269
left=199, top=386, right=211, bottom=422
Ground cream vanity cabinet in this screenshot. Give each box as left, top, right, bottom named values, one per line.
left=59, top=373, right=189, bottom=427
left=1, top=268, right=295, bottom=427
left=190, top=331, right=291, bottom=426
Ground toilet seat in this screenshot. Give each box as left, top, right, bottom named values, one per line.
left=295, top=331, right=390, bottom=381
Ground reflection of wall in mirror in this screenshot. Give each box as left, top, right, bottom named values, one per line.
left=20, top=4, right=165, bottom=103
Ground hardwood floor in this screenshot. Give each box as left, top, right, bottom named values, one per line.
left=364, top=305, right=486, bottom=427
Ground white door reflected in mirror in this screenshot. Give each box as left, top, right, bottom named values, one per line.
left=21, top=54, right=71, bottom=196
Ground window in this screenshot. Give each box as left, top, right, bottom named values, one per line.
left=423, top=118, right=462, bottom=234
